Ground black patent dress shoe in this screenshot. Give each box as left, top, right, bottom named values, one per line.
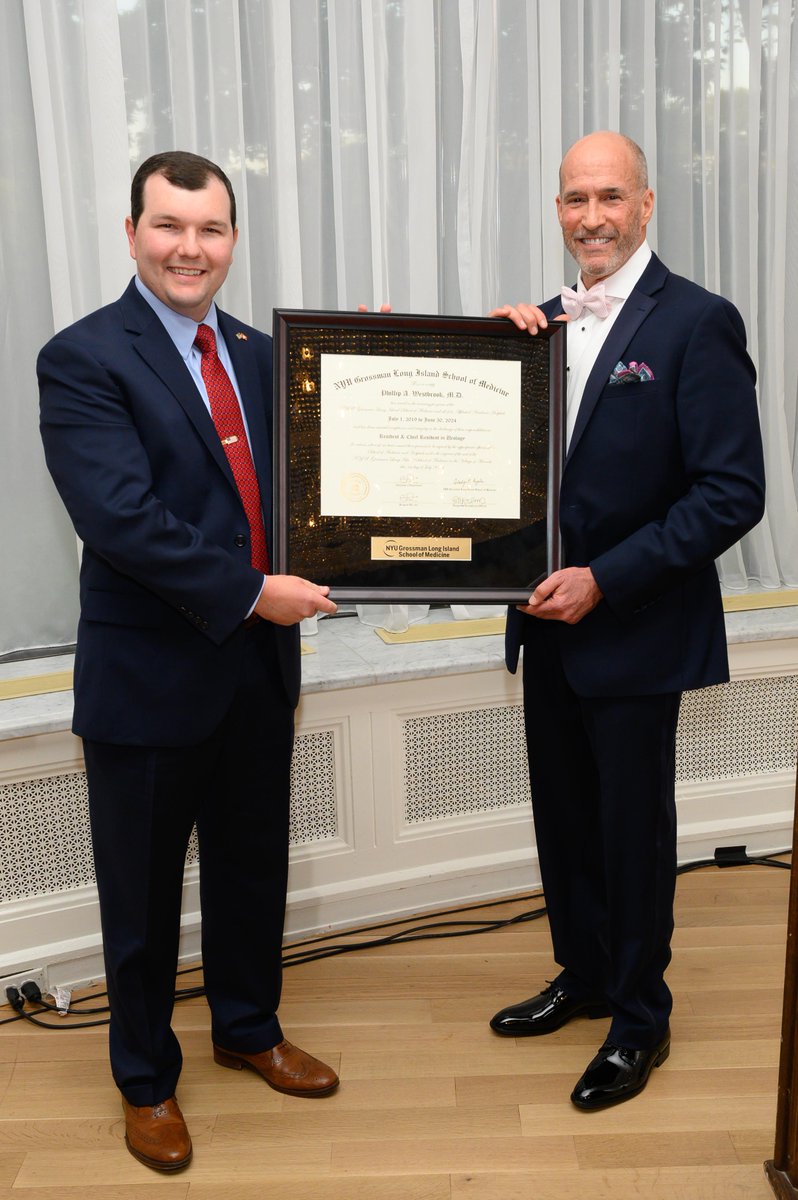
left=490, top=983, right=610, bottom=1036
left=570, top=1029, right=671, bottom=1110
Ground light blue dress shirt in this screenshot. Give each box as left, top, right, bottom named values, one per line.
left=134, top=276, right=253, bottom=443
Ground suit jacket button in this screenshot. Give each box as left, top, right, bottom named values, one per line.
left=234, top=534, right=247, bottom=547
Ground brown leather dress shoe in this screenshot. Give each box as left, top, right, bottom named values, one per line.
left=213, top=1038, right=339, bottom=1096
left=121, top=1095, right=192, bottom=1171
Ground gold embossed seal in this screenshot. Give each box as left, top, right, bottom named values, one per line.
left=341, top=472, right=370, bottom=502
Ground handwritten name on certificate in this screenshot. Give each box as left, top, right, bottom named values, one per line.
left=319, top=354, right=521, bottom=519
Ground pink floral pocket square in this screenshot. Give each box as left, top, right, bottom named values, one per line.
left=609, top=360, right=655, bottom=385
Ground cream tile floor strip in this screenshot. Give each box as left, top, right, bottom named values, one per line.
left=722, top=588, right=798, bottom=611
left=375, top=615, right=506, bottom=644
left=0, top=649, right=317, bottom=702
left=0, top=670, right=73, bottom=700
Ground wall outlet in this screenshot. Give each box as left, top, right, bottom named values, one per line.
left=0, top=967, right=48, bottom=1007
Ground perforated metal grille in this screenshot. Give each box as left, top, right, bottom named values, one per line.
left=401, top=675, right=798, bottom=826
left=0, top=771, right=94, bottom=902
left=0, top=729, right=338, bottom=903
left=403, top=704, right=531, bottom=824
left=676, top=675, right=798, bottom=782
left=288, top=729, right=338, bottom=845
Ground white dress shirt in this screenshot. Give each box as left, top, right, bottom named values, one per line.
left=565, top=240, right=652, bottom=449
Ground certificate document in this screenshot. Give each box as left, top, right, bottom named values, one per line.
left=319, top=353, right=521, bottom=520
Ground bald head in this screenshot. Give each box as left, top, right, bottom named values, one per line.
left=559, top=132, right=648, bottom=194
left=555, top=131, right=654, bottom=287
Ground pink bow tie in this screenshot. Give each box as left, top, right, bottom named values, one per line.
left=560, top=282, right=612, bottom=320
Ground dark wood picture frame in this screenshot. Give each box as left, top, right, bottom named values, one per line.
left=765, top=772, right=798, bottom=1198
left=272, top=309, right=565, bottom=603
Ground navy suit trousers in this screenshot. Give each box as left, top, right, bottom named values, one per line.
left=83, top=621, right=294, bottom=1106
left=522, top=627, right=681, bottom=1048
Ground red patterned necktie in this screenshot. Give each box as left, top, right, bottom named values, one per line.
left=194, top=322, right=269, bottom=573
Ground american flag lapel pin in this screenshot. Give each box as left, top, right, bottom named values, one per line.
left=235, top=332, right=248, bottom=341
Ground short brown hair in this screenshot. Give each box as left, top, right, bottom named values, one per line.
left=130, top=151, right=237, bottom=230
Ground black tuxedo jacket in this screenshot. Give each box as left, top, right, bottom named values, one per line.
left=506, top=253, right=765, bottom=696
left=39, top=278, right=300, bottom=745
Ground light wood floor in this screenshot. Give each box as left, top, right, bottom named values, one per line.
left=0, top=861, right=790, bottom=1199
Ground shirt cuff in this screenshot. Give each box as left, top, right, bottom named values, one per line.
left=245, top=575, right=266, bottom=620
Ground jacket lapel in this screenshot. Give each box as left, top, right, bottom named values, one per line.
left=564, top=253, right=668, bottom=465
left=120, top=281, right=240, bottom=493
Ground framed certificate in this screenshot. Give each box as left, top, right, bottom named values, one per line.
left=272, top=310, right=565, bottom=603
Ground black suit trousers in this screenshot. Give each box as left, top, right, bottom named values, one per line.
left=522, top=626, right=681, bottom=1049
left=83, top=621, right=294, bottom=1106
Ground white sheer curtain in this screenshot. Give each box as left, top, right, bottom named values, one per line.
left=3, top=0, right=796, bottom=655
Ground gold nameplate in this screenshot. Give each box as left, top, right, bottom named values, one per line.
left=371, top=537, right=472, bottom=562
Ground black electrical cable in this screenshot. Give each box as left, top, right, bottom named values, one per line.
left=285, top=886, right=551, bottom=952
left=32, top=997, right=108, bottom=1014
left=0, top=982, right=209, bottom=1030
left=54, top=891, right=553, bottom=1017
left=282, top=904, right=548, bottom=967
left=3, top=849, right=790, bottom=1029
left=676, top=850, right=791, bottom=876
left=11, top=1005, right=111, bottom=1030
left=282, top=848, right=792, bottom=967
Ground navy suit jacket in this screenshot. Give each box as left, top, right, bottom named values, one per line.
left=505, top=253, right=765, bottom=697
left=39, top=278, right=300, bottom=745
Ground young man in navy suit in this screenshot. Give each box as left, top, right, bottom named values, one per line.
left=38, top=152, right=339, bottom=1171
left=489, top=132, right=765, bottom=1108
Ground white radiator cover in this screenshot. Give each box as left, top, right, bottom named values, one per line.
left=1, top=636, right=796, bottom=988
